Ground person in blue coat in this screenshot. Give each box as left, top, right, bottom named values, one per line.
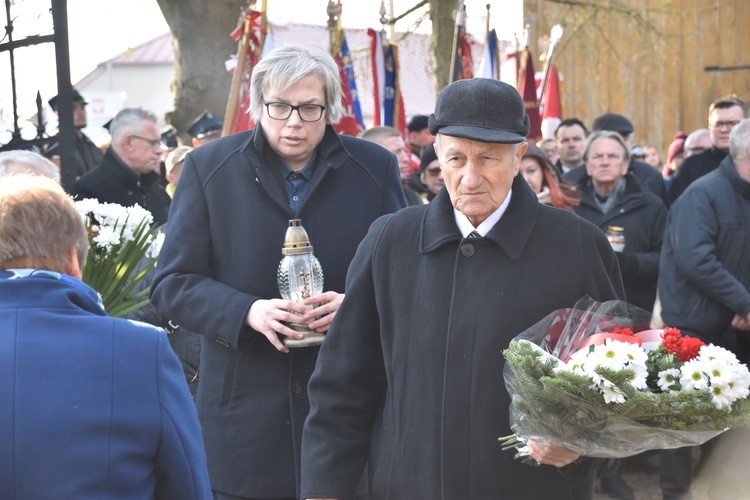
left=0, top=174, right=210, bottom=500
left=150, top=44, right=406, bottom=499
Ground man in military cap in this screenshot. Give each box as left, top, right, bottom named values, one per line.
left=187, top=110, right=222, bottom=147
left=45, top=88, right=103, bottom=178
left=407, top=114, right=434, bottom=171
left=301, top=78, right=624, bottom=500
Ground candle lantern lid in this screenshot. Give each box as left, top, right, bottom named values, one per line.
left=281, top=219, right=315, bottom=255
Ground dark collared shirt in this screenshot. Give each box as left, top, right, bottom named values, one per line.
left=279, top=153, right=317, bottom=217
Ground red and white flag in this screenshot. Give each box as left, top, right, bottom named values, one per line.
left=517, top=48, right=542, bottom=141
left=540, top=63, right=562, bottom=140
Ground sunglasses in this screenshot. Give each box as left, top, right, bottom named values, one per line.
left=425, top=166, right=442, bottom=177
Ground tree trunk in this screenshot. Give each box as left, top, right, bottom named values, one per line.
left=429, top=0, right=458, bottom=94
left=156, top=0, right=242, bottom=142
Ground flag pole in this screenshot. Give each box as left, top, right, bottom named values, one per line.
left=485, top=3, right=490, bottom=43
left=327, top=1, right=342, bottom=57
left=538, top=24, right=563, bottom=113
left=449, top=0, right=464, bottom=84
left=222, top=1, right=254, bottom=137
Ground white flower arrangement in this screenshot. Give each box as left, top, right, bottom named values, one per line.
left=501, top=298, right=750, bottom=459
left=74, top=199, right=164, bottom=317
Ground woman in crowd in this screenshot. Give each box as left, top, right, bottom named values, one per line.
left=520, top=139, right=579, bottom=210
left=406, top=141, right=443, bottom=202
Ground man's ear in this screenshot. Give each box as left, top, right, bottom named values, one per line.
left=66, top=247, right=82, bottom=280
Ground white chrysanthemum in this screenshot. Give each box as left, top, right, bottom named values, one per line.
left=599, top=380, right=626, bottom=404
left=94, top=201, right=129, bottom=228
left=126, top=203, right=153, bottom=226
left=709, top=382, right=735, bottom=410
left=92, top=225, right=121, bottom=251
left=724, top=365, right=750, bottom=400
left=657, top=368, right=682, bottom=392
left=74, top=198, right=100, bottom=218
left=566, top=349, right=590, bottom=375
left=146, top=231, right=165, bottom=260
left=589, top=339, right=630, bottom=371
left=680, top=359, right=709, bottom=391
left=698, top=344, right=738, bottom=365
left=620, top=342, right=649, bottom=389
left=701, top=357, right=732, bottom=386
left=629, top=364, right=649, bottom=390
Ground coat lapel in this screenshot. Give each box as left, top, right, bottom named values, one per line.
left=420, top=175, right=540, bottom=260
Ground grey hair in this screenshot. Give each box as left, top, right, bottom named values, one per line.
left=109, top=108, right=158, bottom=144
left=250, top=44, right=344, bottom=124
left=0, top=150, right=60, bottom=182
left=729, top=118, right=750, bottom=159
left=582, top=130, right=630, bottom=163
left=685, top=128, right=710, bottom=149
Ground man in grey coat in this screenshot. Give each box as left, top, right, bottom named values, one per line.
left=301, top=78, right=624, bottom=500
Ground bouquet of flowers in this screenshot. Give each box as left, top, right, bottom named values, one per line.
left=502, top=297, right=750, bottom=459
left=75, top=199, right=164, bottom=318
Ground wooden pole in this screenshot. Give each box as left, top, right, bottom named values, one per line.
left=222, top=1, right=254, bottom=136
left=449, top=1, right=464, bottom=84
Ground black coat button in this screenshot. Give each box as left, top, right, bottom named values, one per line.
left=291, top=382, right=302, bottom=394
left=461, top=244, right=475, bottom=257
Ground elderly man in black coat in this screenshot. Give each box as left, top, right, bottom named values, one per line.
left=72, top=108, right=171, bottom=225
left=150, top=44, right=406, bottom=499
left=301, top=78, right=625, bottom=500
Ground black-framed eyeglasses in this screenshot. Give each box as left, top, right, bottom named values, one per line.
left=709, top=120, right=740, bottom=131
left=263, top=101, right=326, bottom=122
left=131, top=134, right=161, bottom=148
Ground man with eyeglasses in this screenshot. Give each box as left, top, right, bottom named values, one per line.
left=150, top=44, right=406, bottom=500
left=72, top=107, right=171, bottom=225
left=667, top=95, right=748, bottom=205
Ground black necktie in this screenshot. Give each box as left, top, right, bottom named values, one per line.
left=468, top=231, right=481, bottom=238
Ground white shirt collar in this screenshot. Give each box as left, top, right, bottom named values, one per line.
left=453, top=188, right=513, bottom=237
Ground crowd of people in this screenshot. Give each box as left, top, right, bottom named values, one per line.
left=1, top=42, right=749, bottom=500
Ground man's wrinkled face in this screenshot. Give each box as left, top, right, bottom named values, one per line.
left=260, top=75, right=328, bottom=171
left=123, top=119, right=163, bottom=174
left=555, top=124, right=586, bottom=167
left=585, top=137, right=629, bottom=190
left=437, top=134, right=526, bottom=227
left=708, top=105, right=745, bottom=152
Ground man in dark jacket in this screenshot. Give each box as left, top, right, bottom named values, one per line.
left=150, top=44, right=406, bottom=499
left=667, top=95, right=748, bottom=204
left=72, top=108, right=171, bottom=225
left=573, top=130, right=667, bottom=499
left=301, top=78, right=624, bottom=500
left=658, top=118, right=750, bottom=500
left=574, top=131, right=667, bottom=313
left=564, top=112, right=667, bottom=203
left=0, top=175, right=210, bottom=499
left=45, top=88, right=103, bottom=178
